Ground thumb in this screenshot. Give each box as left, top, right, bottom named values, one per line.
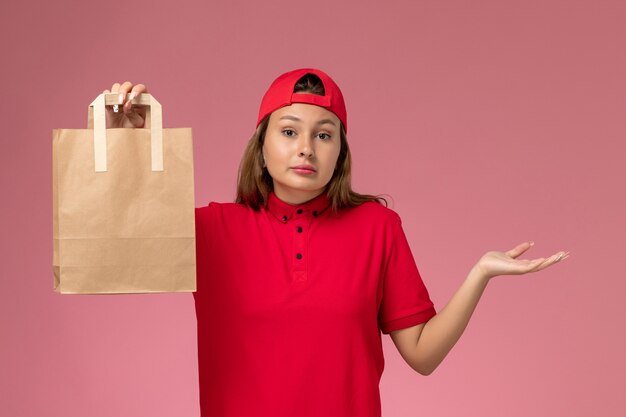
left=125, top=110, right=145, bottom=128
left=506, top=241, right=534, bottom=259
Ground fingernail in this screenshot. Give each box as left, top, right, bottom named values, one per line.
left=118, top=93, right=124, bottom=104
left=128, top=92, right=137, bottom=101
left=529, top=241, right=534, bottom=246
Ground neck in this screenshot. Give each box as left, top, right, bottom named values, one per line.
left=273, top=188, right=325, bottom=205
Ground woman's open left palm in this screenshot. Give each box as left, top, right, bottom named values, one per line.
left=477, top=241, right=569, bottom=280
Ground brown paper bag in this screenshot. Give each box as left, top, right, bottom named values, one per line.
left=53, top=93, right=196, bottom=294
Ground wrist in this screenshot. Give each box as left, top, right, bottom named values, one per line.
left=469, top=263, right=491, bottom=285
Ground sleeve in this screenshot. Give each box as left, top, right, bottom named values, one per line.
left=193, top=206, right=211, bottom=298
left=378, top=213, right=437, bottom=334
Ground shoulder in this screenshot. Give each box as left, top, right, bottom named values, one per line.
left=338, top=200, right=403, bottom=233
left=196, top=201, right=249, bottom=213
left=348, top=200, right=402, bottom=223
left=195, top=201, right=254, bottom=223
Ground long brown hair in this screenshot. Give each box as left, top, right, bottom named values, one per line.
left=236, top=73, right=387, bottom=212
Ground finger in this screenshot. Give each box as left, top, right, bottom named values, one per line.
left=130, top=83, right=148, bottom=94
left=102, top=89, right=120, bottom=115
left=118, top=81, right=134, bottom=106
left=125, top=111, right=145, bottom=128
left=532, top=252, right=567, bottom=272
left=124, top=83, right=148, bottom=113
left=110, top=82, right=124, bottom=113
left=505, top=241, right=534, bottom=259
left=530, top=259, right=552, bottom=272
left=551, top=251, right=567, bottom=263
left=134, top=105, right=147, bottom=120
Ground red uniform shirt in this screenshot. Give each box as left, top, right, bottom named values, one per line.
left=193, top=191, right=436, bottom=417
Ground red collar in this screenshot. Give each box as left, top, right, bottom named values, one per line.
left=266, top=191, right=331, bottom=223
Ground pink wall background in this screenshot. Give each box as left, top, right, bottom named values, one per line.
left=1, top=0, right=624, bottom=416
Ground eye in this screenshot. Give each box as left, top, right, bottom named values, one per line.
left=317, top=133, right=331, bottom=140
left=282, top=129, right=296, bottom=137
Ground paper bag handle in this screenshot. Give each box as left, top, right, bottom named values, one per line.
left=88, top=93, right=163, bottom=173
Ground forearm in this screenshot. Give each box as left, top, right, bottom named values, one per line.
left=413, top=265, right=489, bottom=375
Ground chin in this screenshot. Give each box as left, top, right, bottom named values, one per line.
left=274, top=180, right=326, bottom=195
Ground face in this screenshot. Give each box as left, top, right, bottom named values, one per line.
left=262, top=102, right=342, bottom=204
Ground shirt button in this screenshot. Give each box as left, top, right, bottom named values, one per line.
left=296, top=253, right=303, bottom=260
left=282, top=215, right=288, bottom=222
left=312, top=211, right=318, bottom=217
left=297, top=226, right=303, bottom=233
left=296, top=209, right=303, bottom=214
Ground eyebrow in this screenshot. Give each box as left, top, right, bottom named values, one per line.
left=279, top=115, right=337, bottom=127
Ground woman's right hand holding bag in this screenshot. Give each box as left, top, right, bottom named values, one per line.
left=103, top=81, right=149, bottom=128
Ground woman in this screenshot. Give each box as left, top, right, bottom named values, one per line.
left=104, top=68, right=568, bottom=417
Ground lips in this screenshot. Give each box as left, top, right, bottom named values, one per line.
left=291, top=165, right=316, bottom=172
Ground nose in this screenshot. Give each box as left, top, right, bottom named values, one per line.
left=297, top=135, right=314, bottom=158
